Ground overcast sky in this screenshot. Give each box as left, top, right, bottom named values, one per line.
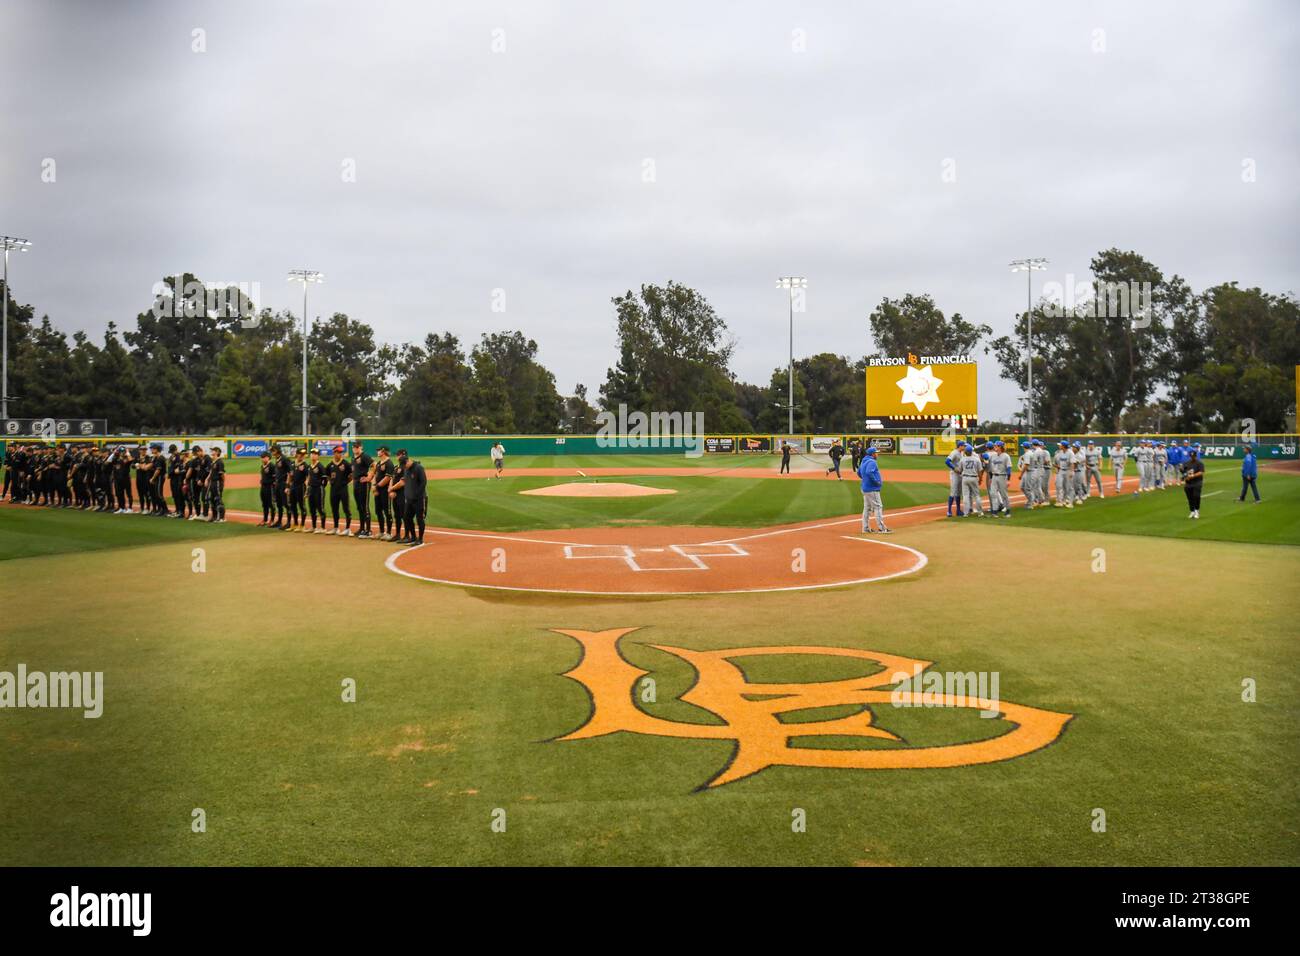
left=2, top=0, right=1298, bottom=420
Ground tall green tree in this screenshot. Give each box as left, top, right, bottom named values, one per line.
left=1180, top=284, right=1300, bottom=431
left=384, top=334, right=472, bottom=433
left=599, top=281, right=743, bottom=431
left=793, top=353, right=860, bottom=432
left=992, top=250, right=1177, bottom=431
left=866, top=294, right=991, bottom=360
left=471, top=331, right=564, bottom=433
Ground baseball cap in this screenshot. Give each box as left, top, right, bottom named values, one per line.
left=994, top=440, right=1005, bottom=447
left=864, top=446, right=877, bottom=456
left=333, top=445, right=345, bottom=454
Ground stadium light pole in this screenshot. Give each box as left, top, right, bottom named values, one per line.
left=1, top=236, right=33, bottom=422
left=776, top=277, right=806, bottom=435
left=287, top=270, right=324, bottom=436
left=1009, top=258, right=1047, bottom=432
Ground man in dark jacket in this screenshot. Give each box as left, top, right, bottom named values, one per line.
left=1181, top=446, right=1206, bottom=518
left=826, top=439, right=845, bottom=480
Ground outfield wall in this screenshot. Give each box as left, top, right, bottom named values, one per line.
left=2, top=432, right=1296, bottom=461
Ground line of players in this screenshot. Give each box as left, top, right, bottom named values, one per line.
left=0, top=442, right=227, bottom=519
left=944, top=437, right=1203, bottom=517
left=1, top=439, right=431, bottom=546
left=254, top=441, right=428, bottom=546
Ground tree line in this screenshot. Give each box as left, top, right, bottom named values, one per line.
left=2, top=250, right=1295, bottom=435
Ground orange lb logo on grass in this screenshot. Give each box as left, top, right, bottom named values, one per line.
left=549, top=628, right=1073, bottom=789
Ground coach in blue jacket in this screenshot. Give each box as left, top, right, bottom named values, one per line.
left=858, top=447, right=890, bottom=533
left=1238, top=446, right=1261, bottom=502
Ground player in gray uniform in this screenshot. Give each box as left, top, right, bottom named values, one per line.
left=1053, top=442, right=1075, bottom=507
left=958, top=443, right=985, bottom=515
left=1034, top=439, right=1051, bottom=507
left=1137, top=439, right=1153, bottom=492
left=1017, top=442, right=1037, bottom=508
left=987, top=440, right=1013, bottom=516
left=945, top=443, right=965, bottom=517
left=1024, top=439, right=1043, bottom=508
left=1154, top=441, right=1168, bottom=490
left=1110, top=440, right=1127, bottom=492
left=1083, top=440, right=1105, bottom=499
left=1071, top=441, right=1087, bottom=503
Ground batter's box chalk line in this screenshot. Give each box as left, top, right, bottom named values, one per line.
left=562, top=542, right=749, bottom=571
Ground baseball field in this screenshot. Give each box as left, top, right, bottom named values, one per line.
left=2, top=452, right=1297, bottom=866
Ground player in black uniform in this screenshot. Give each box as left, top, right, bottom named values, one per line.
left=372, top=446, right=394, bottom=540
left=288, top=448, right=308, bottom=531
left=134, top=448, right=153, bottom=513
left=401, top=453, right=428, bottom=545
left=151, top=447, right=168, bottom=515
left=166, top=446, right=186, bottom=517
left=390, top=450, right=408, bottom=542
left=55, top=445, right=72, bottom=507
left=110, top=447, right=132, bottom=512
left=325, top=446, right=352, bottom=535
left=188, top=446, right=210, bottom=519
left=269, top=445, right=291, bottom=528
left=257, top=452, right=275, bottom=525
left=351, top=440, right=373, bottom=539
left=206, top=446, right=226, bottom=522
left=71, top=448, right=90, bottom=509
left=94, top=448, right=112, bottom=510
left=306, top=449, right=326, bottom=532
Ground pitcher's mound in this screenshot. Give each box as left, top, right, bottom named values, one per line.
left=520, top=482, right=677, bottom=498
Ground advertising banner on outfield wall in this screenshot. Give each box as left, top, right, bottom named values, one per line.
left=773, top=435, right=805, bottom=453
left=703, top=437, right=735, bottom=453
left=867, top=437, right=897, bottom=453
left=232, top=439, right=269, bottom=458
left=899, top=436, right=931, bottom=455
left=738, top=436, right=771, bottom=453
left=810, top=435, right=845, bottom=454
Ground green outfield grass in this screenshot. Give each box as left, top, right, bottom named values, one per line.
left=996, top=461, right=1300, bottom=546
left=221, top=451, right=952, bottom=475
left=219, top=474, right=946, bottom=532
left=1, top=515, right=1296, bottom=866
left=0, top=505, right=256, bottom=561
left=3, top=453, right=1297, bottom=867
